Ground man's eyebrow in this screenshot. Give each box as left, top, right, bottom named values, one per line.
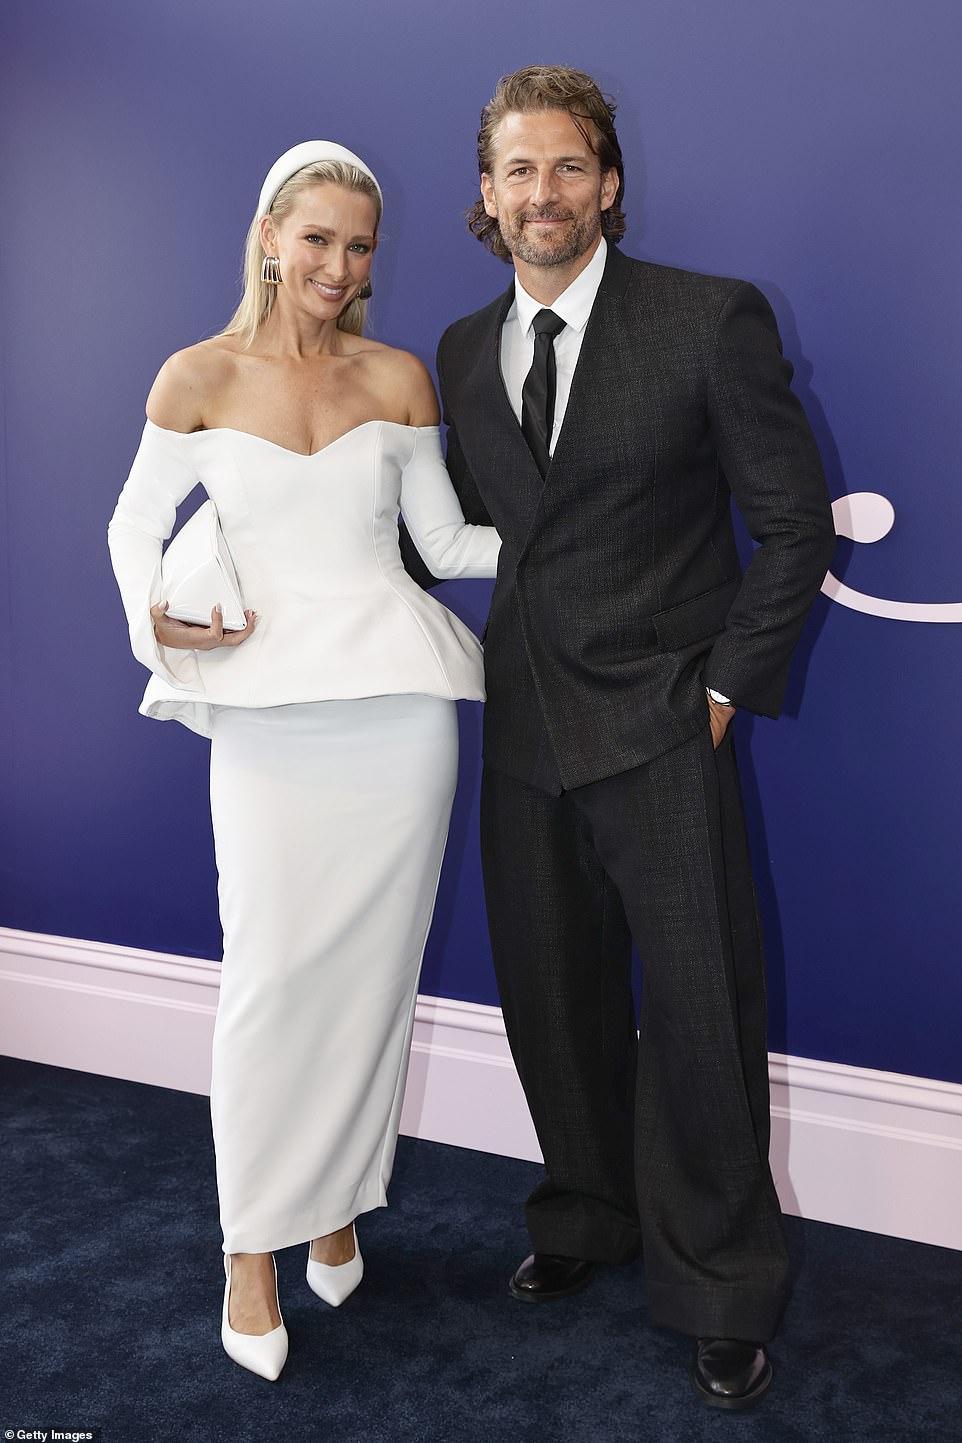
left=499, top=153, right=591, bottom=166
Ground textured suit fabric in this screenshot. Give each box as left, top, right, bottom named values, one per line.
left=481, top=728, right=789, bottom=1339
left=422, top=244, right=836, bottom=793
left=411, top=243, right=834, bottom=1339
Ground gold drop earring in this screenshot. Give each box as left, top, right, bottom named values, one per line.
left=261, top=254, right=283, bottom=285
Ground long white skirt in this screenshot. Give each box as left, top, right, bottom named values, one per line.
left=207, top=695, right=459, bottom=1255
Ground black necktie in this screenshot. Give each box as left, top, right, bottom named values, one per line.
left=521, top=308, right=567, bottom=477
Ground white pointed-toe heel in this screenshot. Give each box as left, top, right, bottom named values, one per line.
left=306, top=1225, right=363, bottom=1306
left=221, top=1253, right=289, bottom=1381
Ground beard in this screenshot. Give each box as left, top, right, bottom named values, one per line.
left=498, top=205, right=602, bottom=269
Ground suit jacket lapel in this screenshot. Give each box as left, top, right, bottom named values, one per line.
left=456, top=280, right=515, bottom=427
left=457, top=247, right=641, bottom=507
left=490, top=284, right=521, bottom=429
left=464, top=278, right=547, bottom=503
left=547, top=245, right=636, bottom=478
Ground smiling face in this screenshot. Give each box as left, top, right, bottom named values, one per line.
left=261, top=182, right=377, bottom=319
left=480, top=108, right=618, bottom=275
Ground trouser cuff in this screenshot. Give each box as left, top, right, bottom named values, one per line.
left=526, top=1206, right=641, bottom=1265
left=646, top=1278, right=787, bottom=1342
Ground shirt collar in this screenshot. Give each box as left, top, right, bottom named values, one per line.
left=511, top=236, right=607, bottom=338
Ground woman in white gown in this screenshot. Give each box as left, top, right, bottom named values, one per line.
left=107, top=142, right=500, bottom=1382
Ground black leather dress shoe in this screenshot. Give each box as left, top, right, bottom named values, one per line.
left=690, top=1338, right=772, bottom=1410
left=508, top=1252, right=598, bottom=1303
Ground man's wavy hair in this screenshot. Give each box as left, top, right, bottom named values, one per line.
left=467, top=65, right=626, bottom=263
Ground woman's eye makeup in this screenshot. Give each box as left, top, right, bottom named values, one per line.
left=302, top=235, right=370, bottom=253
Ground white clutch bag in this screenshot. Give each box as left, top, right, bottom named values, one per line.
left=161, top=499, right=247, bottom=631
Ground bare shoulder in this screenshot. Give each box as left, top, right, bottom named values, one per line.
left=146, top=337, right=240, bottom=432
left=357, top=341, right=438, bottom=426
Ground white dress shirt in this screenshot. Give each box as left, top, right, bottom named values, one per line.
left=499, top=235, right=734, bottom=708
left=499, top=235, right=608, bottom=456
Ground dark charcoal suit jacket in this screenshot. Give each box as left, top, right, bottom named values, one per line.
left=411, top=243, right=836, bottom=793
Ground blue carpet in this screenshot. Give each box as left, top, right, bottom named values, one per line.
left=2, top=1055, right=960, bottom=1442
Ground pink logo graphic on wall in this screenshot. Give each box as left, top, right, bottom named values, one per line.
left=823, top=493, right=962, bottom=621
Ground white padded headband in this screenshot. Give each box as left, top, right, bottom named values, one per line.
left=257, top=141, right=382, bottom=218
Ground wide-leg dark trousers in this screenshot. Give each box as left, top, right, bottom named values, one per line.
left=480, top=724, right=789, bottom=1341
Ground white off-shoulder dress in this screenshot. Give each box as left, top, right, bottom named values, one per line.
left=108, top=419, right=500, bottom=1254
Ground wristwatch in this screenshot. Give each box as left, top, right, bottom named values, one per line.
left=706, top=688, right=735, bottom=708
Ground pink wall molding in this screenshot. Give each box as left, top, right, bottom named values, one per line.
left=2, top=925, right=960, bottom=1251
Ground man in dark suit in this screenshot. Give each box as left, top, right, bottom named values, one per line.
left=416, top=64, right=835, bottom=1409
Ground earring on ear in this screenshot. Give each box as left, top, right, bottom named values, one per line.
left=261, top=254, right=282, bottom=285
left=356, top=280, right=373, bottom=301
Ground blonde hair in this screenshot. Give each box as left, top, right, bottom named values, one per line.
left=221, top=160, right=382, bottom=348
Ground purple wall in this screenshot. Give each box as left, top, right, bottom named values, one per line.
left=2, top=0, right=960, bottom=1083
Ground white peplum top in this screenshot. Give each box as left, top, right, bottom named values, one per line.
left=107, top=418, right=501, bottom=737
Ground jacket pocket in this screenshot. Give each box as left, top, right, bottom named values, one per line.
left=651, top=577, right=740, bottom=651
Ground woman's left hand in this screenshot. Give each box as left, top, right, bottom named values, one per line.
left=150, top=601, right=257, bottom=650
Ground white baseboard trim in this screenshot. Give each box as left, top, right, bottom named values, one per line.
left=2, top=926, right=960, bottom=1251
